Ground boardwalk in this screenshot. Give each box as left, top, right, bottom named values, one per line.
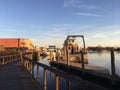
left=0, top=61, right=42, bottom=90
left=55, top=60, right=109, bottom=74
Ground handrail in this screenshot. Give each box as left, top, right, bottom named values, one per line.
left=23, top=56, right=83, bottom=82
left=22, top=56, right=110, bottom=90
left=0, top=54, right=21, bottom=65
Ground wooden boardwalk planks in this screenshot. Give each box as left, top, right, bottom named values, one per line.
left=0, top=61, right=42, bottom=90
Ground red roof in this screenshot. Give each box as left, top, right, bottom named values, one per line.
left=0, top=38, right=19, bottom=48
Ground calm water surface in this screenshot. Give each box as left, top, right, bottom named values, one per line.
left=88, top=51, right=120, bottom=76
left=32, top=51, right=120, bottom=90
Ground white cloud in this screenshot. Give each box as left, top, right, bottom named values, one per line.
left=77, top=5, right=99, bottom=9
left=93, top=34, right=106, bottom=38
left=64, top=0, right=99, bottom=10
left=64, top=0, right=81, bottom=7
left=73, top=12, right=101, bottom=17
left=113, top=31, right=120, bottom=34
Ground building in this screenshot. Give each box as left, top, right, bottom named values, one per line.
left=0, top=38, right=34, bottom=52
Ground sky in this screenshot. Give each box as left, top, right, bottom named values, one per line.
left=0, top=0, right=120, bottom=47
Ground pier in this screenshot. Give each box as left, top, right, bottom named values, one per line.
left=0, top=54, right=41, bottom=90
left=0, top=51, right=120, bottom=90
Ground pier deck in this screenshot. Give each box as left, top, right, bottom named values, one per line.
left=55, top=60, right=109, bottom=74
left=50, top=61, right=120, bottom=89
left=0, top=61, right=42, bottom=90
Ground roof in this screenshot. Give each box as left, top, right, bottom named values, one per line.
left=0, top=38, right=19, bottom=48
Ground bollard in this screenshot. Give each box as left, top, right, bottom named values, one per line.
left=43, top=68, right=47, bottom=90
left=55, top=75, right=59, bottom=90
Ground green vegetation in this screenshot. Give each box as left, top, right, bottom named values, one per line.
left=0, top=45, right=18, bottom=55
left=0, top=45, right=5, bottom=52
left=87, top=46, right=120, bottom=51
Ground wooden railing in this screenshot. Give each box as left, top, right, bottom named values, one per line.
left=22, top=56, right=110, bottom=90
left=0, top=54, right=21, bottom=65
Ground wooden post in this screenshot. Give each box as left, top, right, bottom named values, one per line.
left=36, top=64, right=39, bottom=81
left=15, top=55, right=17, bottom=61
left=55, top=75, right=59, bottom=90
left=5, top=57, right=7, bottom=64
left=20, top=53, right=23, bottom=64
left=2, top=57, right=5, bottom=65
left=57, top=51, right=60, bottom=63
left=111, top=50, right=116, bottom=86
left=27, top=60, right=29, bottom=70
left=81, top=51, right=85, bottom=77
left=66, top=80, right=70, bottom=90
left=50, top=71, right=53, bottom=79
left=50, top=51, right=52, bottom=61
left=32, top=62, right=34, bottom=77
left=28, top=61, right=32, bottom=72
left=111, top=50, right=116, bottom=77
left=67, top=50, right=70, bottom=66
left=43, top=68, right=47, bottom=90
left=82, top=36, right=86, bottom=54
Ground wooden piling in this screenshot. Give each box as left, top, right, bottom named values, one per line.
left=55, top=75, right=59, bottom=90
left=43, top=68, right=47, bottom=90
left=36, top=64, right=39, bottom=81
left=111, top=50, right=116, bottom=77
left=50, top=51, right=52, bottom=61
left=32, top=51, right=40, bottom=61
left=66, top=80, right=70, bottom=90
left=67, top=50, right=70, bottom=66
left=2, top=57, right=5, bottom=65
left=81, top=51, right=85, bottom=77
left=20, top=53, right=23, bottom=64
left=32, top=62, right=34, bottom=77
left=111, top=50, right=116, bottom=86
left=57, top=52, right=60, bottom=63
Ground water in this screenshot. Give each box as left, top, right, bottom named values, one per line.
left=32, top=51, right=120, bottom=90
left=33, top=62, right=68, bottom=90
left=88, top=51, right=120, bottom=76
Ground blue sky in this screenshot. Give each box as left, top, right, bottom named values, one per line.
left=0, top=0, right=120, bottom=47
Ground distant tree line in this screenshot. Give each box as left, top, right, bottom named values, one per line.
left=87, top=46, right=120, bottom=51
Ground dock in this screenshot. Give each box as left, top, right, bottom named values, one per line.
left=50, top=60, right=120, bottom=90
left=0, top=52, right=120, bottom=90
left=0, top=61, right=42, bottom=90
left=51, top=60, right=109, bottom=74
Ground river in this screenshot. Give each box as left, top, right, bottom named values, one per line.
left=88, top=50, right=120, bottom=76
left=32, top=51, right=120, bottom=90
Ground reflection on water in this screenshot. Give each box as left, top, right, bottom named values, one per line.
left=33, top=65, right=69, bottom=90
left=33, top=64, right=88, bottom=90
left=31, top=51, right=120, bottom=90
left=39, top=51, right=120, bottom=76
left=88, top=51, right=120, bottom=76
left=38, top=57, right=50, bottom=66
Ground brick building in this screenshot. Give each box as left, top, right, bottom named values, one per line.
left=0, top=38, right=34, bottom=52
